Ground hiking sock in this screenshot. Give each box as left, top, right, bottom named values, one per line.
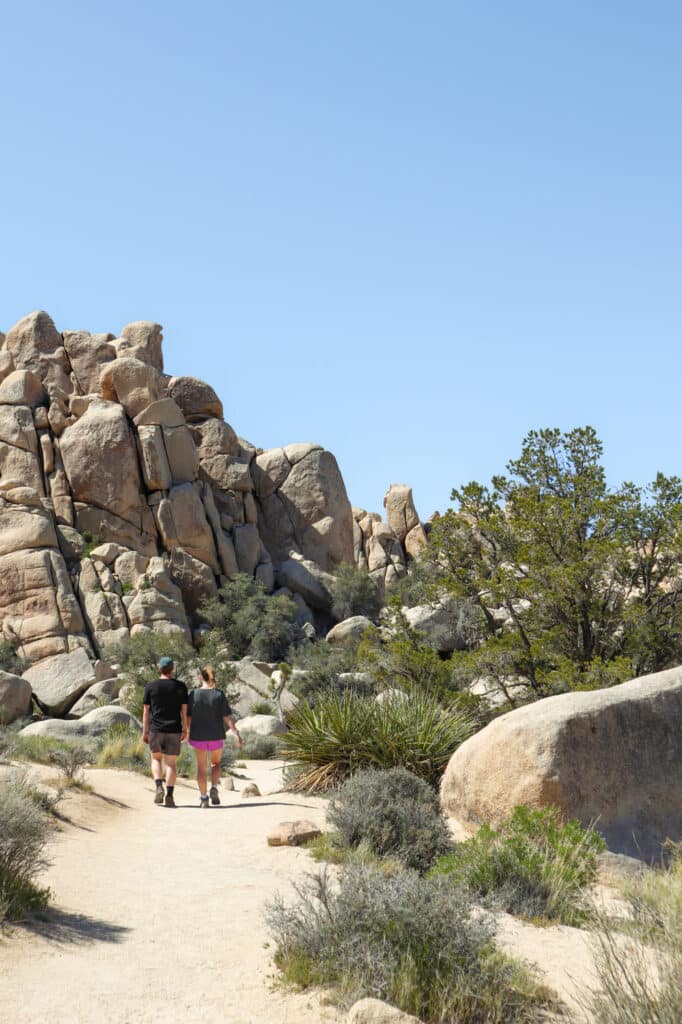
left=166, top=786, right=174, bottom=798
left=155, top=779, right=163, bottom=789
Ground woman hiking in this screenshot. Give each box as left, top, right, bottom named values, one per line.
left=187, top=665, right=242, bottom=808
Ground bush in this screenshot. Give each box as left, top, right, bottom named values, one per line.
left=0, top=639, right=25, bottom=678
left=280, top=688, right=475, bottom=792
left=267, top=864, right=554, bottom=1023
left=0, top=773, right=52, bottom=922
left=289, top=641, right=373, bottom=705
left=250, top=699, right=275, bottom=715
left=49, top=745, right=91, bottom=787
left=328, top=767, right=452, bottom=873
left=586, top=843, right=682, bottom=1023
left=328, top=564, right=383, bottom=623
left=96, top=725, right=148, bottom=773
left=431, top=805, right=605, bottom=925
left=11, top=734, right=83, bottom=766
left=107, top=631, right=202, bottom=719
left=199, top=574, right=296, bottom=662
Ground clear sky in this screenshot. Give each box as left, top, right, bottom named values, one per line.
left=2, top=2, right=680, bottom=520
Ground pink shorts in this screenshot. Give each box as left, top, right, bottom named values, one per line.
left=189, top=739, right=224, bottom=751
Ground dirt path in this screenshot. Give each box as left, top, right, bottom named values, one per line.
left=0, top=762, right=343, bottom=1024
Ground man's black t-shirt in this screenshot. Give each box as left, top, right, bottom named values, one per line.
left=188, top=688, right=233, bottom=741
left=143, top=677, right=189, bottom=733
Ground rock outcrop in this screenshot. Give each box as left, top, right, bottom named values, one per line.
left=440, top=667, right=682, bottom=858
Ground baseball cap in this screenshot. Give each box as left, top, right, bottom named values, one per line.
left=158, top=656, right=174, bottom=670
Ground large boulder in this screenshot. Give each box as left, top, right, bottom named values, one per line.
left=0, top=370, right=45, bottom=407
left=0, top=670, right=33, bottom=724
left=62, top=330, right=117, bottom=394
left=116, top=321, right=164, bottom=371
left=326, top=616, right=373, bottom=645
left=19, top=705, right=140, bottom=740
left=237, top=714, right=286, bottom=737
left=440, top=667, right=682, bottom=858
left=403, top=599, right=469, bottom=653
left=100, top=357, right=162, bottom=419
left=69, top=678, right=121, bottom=717
left=278, top=555, right=333, bottom=611
left=168, top=376, right=223, bottom=420
left=60, top=400, right=144, bottom=527
left=22, top=647, right=96, bottom=715
left=383, top=484, right=420, bottom=543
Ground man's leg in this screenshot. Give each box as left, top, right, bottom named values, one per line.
left=150, top=749, right=165, bottom=803
left=209, top=748, right=222, bottom=804
left=164, top=754, right=177, bottom=788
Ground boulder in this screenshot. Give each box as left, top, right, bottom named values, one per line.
left=440, top=667, right=682, bottom=858
left=23, top=647, right=96, bottom=715
left=100, top=357, right=162, bottom=419
left=116, top=321, right=164, bottom=371
left=403, top=599, right=468, bottom=653
left=383, top=484, right=420, bottom=544
left=241, top=783, right=261, bottom=798
left=155, top=484, right=219, bottom=571
left=267, top=820, right=322, bottom=847
left=60, top=401, right=144, bottom=527
left=69, top=678, right=122, bottom=717
left=168, top=376, right=223, bottom=420
left=136, top=425, right=172, bottom=491
left=190, top=417, right=239, bottom=457
left=0, top=369, right=45, bottom=407
left=278, top=556, right=333, bottom=611
left=168, top=547, right=217, bottom=617
left=74, top=503, right=157, bottom=559
left=0, top=670, right=33, bottom=724
left=404, top=522, right=428, bottom=559
left=237, top=715, right=287, bottom=737
left=347, top=999, right=423, bottom=1024
left=278, top=448, right=354, bottom=569
left=19, top=705, right=140, bottom=740
left=134, top=397, right=185, bottom=428
left=326, top=616, right=373, bottom=645
left=57, top=525, right=87, bottom=561
left=162, top=424, right=199, bottom=482
left=62, top=330, right=117, bottom=394
left=233, top=523, right=261, bottom=575
left=3, top=312, right=72, bottom=397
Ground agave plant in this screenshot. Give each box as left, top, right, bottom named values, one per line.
left=280, top=688, right=475, bottom=792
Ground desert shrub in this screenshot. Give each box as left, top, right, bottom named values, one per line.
left=96, top=725, right=148, bottom=773
left=586, top=844, right=682, bottom=1023
left=199, top=574, right=296, bottom=662
left=107, top=631, right=202, bottom=719
left=250, top=699, right=275, bottom=715
left=0, top=639, right=25, bottom=678
left=0, top=773, right=52, bottom=922
left=289, top=641, right=373, bottom=705
left=328, top=564, right=383, bottom=623
left=243, top=733, right=280, bottom=759
left=431, top=805, right=605, bottom=925
left=267, top=864, right=553, bottom=1023
left=11, top=734, right=82, bottom=766
left=49, top=745, right=91, bottom=787
left=281, top=688, right=475, bottom=792
left=328, top=767, right=452, bottom=873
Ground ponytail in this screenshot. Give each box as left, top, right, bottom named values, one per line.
left=200, top=664, right=217, bottom=688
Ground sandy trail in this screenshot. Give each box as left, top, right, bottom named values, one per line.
left=0, top=762, right=342, bottom=1024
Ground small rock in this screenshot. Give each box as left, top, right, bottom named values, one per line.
left=222, top=776, right=235, bottom=792
left=347, top=998, right=424, bottom=1024
left=267, top=820, right=322, bottom=847
left=241, top=783, right=261, bottom=798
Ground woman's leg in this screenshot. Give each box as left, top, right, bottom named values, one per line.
left=210, top=747, right=222, bottom=789
left=194, top=747, right=208, bottom=796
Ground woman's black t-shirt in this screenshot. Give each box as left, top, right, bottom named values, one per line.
left=187, top=688, right=233, bottom=741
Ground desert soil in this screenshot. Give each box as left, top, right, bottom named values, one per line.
left=0, top=761, right=343, bottom=1024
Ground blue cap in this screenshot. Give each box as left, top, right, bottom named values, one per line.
left=158, top=656, right=174, bottom=670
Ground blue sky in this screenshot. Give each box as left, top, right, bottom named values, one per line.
left=2, top=2, right=680, bottom=519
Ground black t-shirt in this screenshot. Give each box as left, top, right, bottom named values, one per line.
left=187, top=688, right=233, bottom=741
left=143, top=677, right=189, bottom=733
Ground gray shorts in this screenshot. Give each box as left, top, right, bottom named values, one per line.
left=149, top=731, right=182, bottom=756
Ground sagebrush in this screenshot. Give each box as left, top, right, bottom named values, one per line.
left=0, top=773, right=51, bottom=922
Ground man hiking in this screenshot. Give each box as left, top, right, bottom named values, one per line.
left=142, top=656, right=189, bottom=808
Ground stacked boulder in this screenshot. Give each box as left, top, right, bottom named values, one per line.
left=353, top=484, right=427, bottom=591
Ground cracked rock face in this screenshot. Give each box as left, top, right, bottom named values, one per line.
left=0, top=311, right=425, bottom=680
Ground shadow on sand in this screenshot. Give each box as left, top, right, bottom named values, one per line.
left=19, top=907, right=130, bottom=946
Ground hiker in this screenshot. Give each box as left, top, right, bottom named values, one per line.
left=142, top=655, right=189, bottom=808
left=187, top=664, right=242, bottom=808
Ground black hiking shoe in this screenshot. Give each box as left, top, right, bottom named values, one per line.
left=200, top=795, right=209, bottom=809
left=164, top=792, right=176, bottom=808
left=154, top=784, right=165, bottom=805
left=209, top=785, right=220, bottom=806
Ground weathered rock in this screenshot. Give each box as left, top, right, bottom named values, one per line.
left=69, top=678, right=121, bottom=717
left=404, top=522, right=428, bottom=559
left=241, top=783, right=261, bottom=798
left=62, top=330, right=117, bottom=394
left=61, top=401, right=144, bottom=526
left=0, top=370, right=45, bottom=407
left=168, top=376, right=223, bottom=420
left=278, top=449, right=354, bottom=570
left=19, top=705, right=140, bottom=740
left=326, top=616, right=373, bottom=644
left=383, top=484, right=420, bottom=544
left=440, top=667, right=682, bottom=858
left=0, top=501, right=58, bottom=556
left=100, top=357, right=162, bottom=419
left=267, top=820, right=322, bottom=847
left=278, top=556, right=333, bottom=611
left=596, top=851, right=647, bottom=888
left=57, top=525, right=87, bottom=561
left=74, top=503, right=158, bottom=558
left=168, top=547, right=217, bottom=617
left=0, top=670, right=33, bottom=724
left=4, top=312, right=72, bottom=397
left=134, top=397, right=186, bottom=428
left=136, top=425, right=172, bottom=491
left=237, top=715, right=287, bottom=737
left=162, top=425, right=199, bottom=482
left=116, top=321, right=164, bottom=371
left=346, top=999, right=423, bottom=1024
left=156, top=484, right=219, bottom=571
left=233, top=523, right=261, bottom=575
left=190, top=417, right=239, bottom=457
left=403, top=599, right=468, bottom=653
left=23, top=647, right=96, bottom=715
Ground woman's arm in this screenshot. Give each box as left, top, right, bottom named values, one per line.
left=225, top=715, right=242, bottom=749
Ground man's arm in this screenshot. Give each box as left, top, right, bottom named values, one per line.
left=142, top=705, right=150, bottom=744
left=180, top=703, right=189, bottom=742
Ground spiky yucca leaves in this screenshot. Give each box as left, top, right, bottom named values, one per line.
left=280, top=689, right=475, bottom=792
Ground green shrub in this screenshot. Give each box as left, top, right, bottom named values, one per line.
left=431, top=805, right=605, bottom=925
left=280, top=688, right=475, bottom=792
left=268, top=864, right=554, bottom=1023
left=586, top=844, right=682, bottom=1023
left=96, top=725, right=148, bottom=773
left=289, top=641, right=373, bottom=705
left=0, top=773, right=52, bottom=922
left=328, top=767, right=452, bottom=873
left=227, top=732, right=280, bottom=759
left=328, top=564, right=383, bottom=623
left=107, top=632, right=202, bottom=719
left=49, top=745, right=92, bottom=786
left=250, top=699, right=275, bottom=715
left=0, top=639, right=25, bottom=678
left=11, top=734, right=83, bottom=766
left=199, top=574, right=295, bottom=662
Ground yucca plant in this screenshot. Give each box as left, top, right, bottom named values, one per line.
left=280, top=689, right=475, bottom=792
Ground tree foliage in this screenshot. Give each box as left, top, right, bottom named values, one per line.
left=426, top=427, right=682, bottom=701
left=199, top=573, right=296, bottom=662
left=328, top=563, right=384, bottom=623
